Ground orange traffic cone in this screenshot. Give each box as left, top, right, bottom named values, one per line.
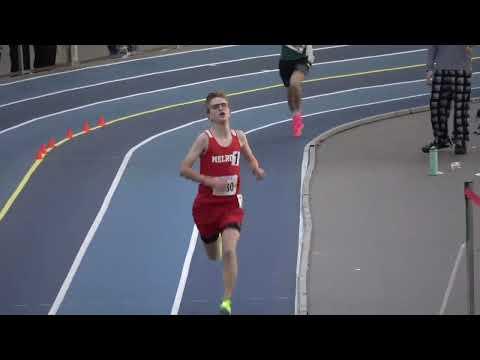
left=66, top=128, right=73, bottom=140
left=47, top=138, right=56, bottom=149
left=36, top=148, right=44, bottom=160
left=36, top=144, right=47, bottom=160
left=98, top=116, right=106, bottom=127
left=83, top=121, right=90, bottom=134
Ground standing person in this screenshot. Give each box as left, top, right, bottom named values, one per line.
left=180, top=91, right=265, bottom=315
left=278, top=45, right=315, bottom=137
left=107, top=45, right=119, bottom=56
left=33, top=45, right=57, bottom=69
left=8, top=45, right=31, bottom=74
left=423, top=45, right=473, bottom=155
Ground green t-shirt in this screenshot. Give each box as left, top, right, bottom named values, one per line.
left=281, top=45, right=307, bottom=61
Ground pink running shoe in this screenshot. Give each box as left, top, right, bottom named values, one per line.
left=292, top=112, right=304, bottom=137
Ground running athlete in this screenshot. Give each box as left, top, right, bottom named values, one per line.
left=180, top=91, right=265, bottom=315
left=278, top=45, right=315, bottom=137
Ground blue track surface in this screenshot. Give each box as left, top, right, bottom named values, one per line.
left=1, top=45, right=480, bottom=314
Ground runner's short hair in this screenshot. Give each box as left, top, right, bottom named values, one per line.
left=206, top=91, right=229, bottom=113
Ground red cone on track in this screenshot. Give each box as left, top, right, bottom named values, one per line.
left=83, top=121, right=90, bottom=134
left=36, top=144, right=47, bottom=160
left=47, top=138, right=56, bottom=149
left=66, top=128, right=73, bottom=140
left=36, top=148, right=44, bottom=160
left=98, top=116, right=106, bottom=127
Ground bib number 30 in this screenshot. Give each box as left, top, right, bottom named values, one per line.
left=213, top=175, right=238, bottom=196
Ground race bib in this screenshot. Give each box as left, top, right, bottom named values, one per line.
left=213, top=175, right=238, bottom=196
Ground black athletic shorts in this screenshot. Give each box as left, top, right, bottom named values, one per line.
left=201, top=223, right=242, bottom=244
left=278, top=58, right=310, bottom=87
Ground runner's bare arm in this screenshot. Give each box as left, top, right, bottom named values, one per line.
left=180, top=133, right=210, bottom=184
left=237, top=130, right=265, bottom=180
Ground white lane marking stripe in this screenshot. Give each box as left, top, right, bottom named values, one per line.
left=49, top=84, right=468, bottom=315
left=0, top=46, right=424, bottom=109
left=439, top=242, right=466, bottom=315
left=5, top=75, right=428, bottom=140
left=48, top=147, right=135, bottom=315
left=49, top=97, right=290, bottom=314
left=1, top=45, right=350, bottom=87
left=0, top=46, right=349, bottom=108
left=170, top=226, right=198, bottom=315
left=311, top=48, right=426, bottom=68
left=0, top=46, right=239, bottom=87
left=48, top=115, right=210, bottom=314
left=0, top=69, right=284, bottom=136
left=0, top=61, right=279, bottom=109
left=243, top=94, right=430, bottom=135
left=295, top=142, right=310, bottom=313
left=173, top=93, right=435, bottom=315
left=0, top=52, right=285, bottom=109
left=4, top=62, right=467, bottom=138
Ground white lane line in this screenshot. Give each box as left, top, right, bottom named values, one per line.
left=48, top=83, right=458, bottom=315
left=173, top=93, right=434, bottom=315
left=48, top=147, right=136, bottom=314
left=0, top=53, right=282, bottom=109
left=0, top=46, right=240, bottom=87
left=295, top=138, right=311, bottom=313
left=3, top=62, right=462, bottom=138
left=48, top=115, right=209, bottom=315
left=311, top=48, right=426, bottom=68
left=244, top=93, right=430, bottom=135
left=0, top=45, right=349, bottom=87
left=170, top=226, right=198, bottom=315
left=0, top=69, right=284, bottom=136
left=49, top=100, right=290, bottom=315
left=1, top=46, right=424, bottom=110
left=0, top=46, right=349, bottom=108
left=439, top=242, right=466, bottom=315
left=0, top=59, right=278, bottom=109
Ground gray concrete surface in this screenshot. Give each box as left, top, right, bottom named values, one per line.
left=308, top=103, right=480, bottom=314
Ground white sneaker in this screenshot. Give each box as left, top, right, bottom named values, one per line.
left=119, top=46, right=129, bottom=58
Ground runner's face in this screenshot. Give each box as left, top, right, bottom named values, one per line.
left=208, top=97, right=230, bottom=124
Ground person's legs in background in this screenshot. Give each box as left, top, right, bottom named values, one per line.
left=127, top=45, right=138, bottom=55
left=423, top=70, right=453, bottom=152
left=107, top=45, right=119, bottom=56
left=9, top=44, right=31, bottom=74
left=33, top=45, right=44, bottom=69
left=43, top=45, right=56, bottom=67
left=452, top=70, right=471, bottom=155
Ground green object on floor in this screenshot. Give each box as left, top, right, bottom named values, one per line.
left=429, top=146, right=439, bottom=176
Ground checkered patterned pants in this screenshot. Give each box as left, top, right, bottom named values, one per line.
left=430, top=70, right=472, bottom=144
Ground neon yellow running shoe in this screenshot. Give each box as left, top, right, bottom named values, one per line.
left=219, top=299, right=232, bottom=315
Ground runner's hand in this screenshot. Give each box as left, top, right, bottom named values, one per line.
left=253, top=167, right=265, bottom=180
left=204, top=176, right=229, bottom=192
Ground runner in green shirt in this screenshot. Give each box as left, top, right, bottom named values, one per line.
left=278, top=45, right=314, bottom=137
